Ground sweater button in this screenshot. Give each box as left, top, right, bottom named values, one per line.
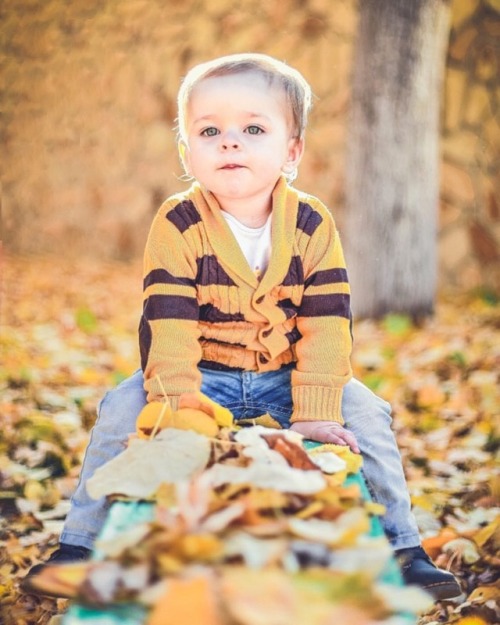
left=259, top=354, right=268, bottom=364
left=256, top=295, right=264, bottom=304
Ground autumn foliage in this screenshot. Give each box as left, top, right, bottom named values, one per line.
left=1, top=255, right=498, bottom=625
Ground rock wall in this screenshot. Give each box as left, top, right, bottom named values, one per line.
left=2, top=0, right=499, bottom=292
left=440, top=0, right=500, bottom=292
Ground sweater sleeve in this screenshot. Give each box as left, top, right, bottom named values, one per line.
left=290, top=202, right=353, bottom=424
left=139, top=201, right=203, bottom=408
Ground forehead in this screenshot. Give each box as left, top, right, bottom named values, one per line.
left=187, top=71, right=289, bottom=115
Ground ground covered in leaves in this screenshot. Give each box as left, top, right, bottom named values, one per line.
left=1, top=254, right=499, bottom=625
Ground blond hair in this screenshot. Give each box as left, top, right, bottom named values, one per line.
left=177, top=53, right=312, bottom=142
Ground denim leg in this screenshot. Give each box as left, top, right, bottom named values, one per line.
left=60, top=369, right=147, bottom=549
left=341, top=379, right=421, bottom=550
left=200, top=365, right=294, bottom=426
left=60, top=366, right=420, bottom=552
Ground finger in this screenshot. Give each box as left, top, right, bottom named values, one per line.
left=323, top=429, right=360, bottom=453
left=339, top=431, right=360, bottom=453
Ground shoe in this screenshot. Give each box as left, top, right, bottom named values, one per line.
left=20, top=543, right=91, bottom=594
left=395, top=546, right=462, bottom=601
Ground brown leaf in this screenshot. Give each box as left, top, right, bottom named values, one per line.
left=264, top=434, right=319, bottom=471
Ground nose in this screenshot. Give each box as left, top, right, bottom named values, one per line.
left=220, top=130, right=240, bottom=150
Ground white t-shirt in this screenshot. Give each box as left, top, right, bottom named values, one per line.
left=221, top=211, right=272, bottom=280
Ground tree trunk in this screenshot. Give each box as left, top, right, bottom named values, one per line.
left=344, top=0, right=451, bottom=319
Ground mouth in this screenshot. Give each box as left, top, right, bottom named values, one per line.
left=220, top=164, right=245, bottom=170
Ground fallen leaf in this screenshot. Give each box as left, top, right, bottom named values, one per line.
left=86, top=429, right=211, bottom=499
left=205, top=462, right=326, bottom=495
left=442, top=537, right=481, bottom=564
left=178, top=391, right=234, bottom=428
left=21, top=562, right=90, bottom=599
left=146, top=574, right=220, bottom=625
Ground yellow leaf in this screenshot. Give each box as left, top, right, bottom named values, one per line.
left=136, top=401, right=173, bottom=439
left=178, top=391, right=234, bottom=428
left=295, top=501, right=324, bottom=519
left=364, top=501, right=386, bottom=516
left=308, top=444, right=363, bottom=474
left=155, top=553, right=183, bottom=575
left=171, top=409, right=219, bottom=437
left=455, top=617, right=489, bottom=625
left=411, top=494, right=435, bottom=512
left=24, top=480, right=45, bottom=501
left=473, top=517, right=500, bottom=550
left=237, top=413, right=282, bottom=429
left=468, top=584, right=500, bottom=604
left=175, top=534, right=223, bottom=562
left=21, top=562, right=89, bottom=598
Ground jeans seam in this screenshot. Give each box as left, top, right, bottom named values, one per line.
left=222, top=400, right=291, bottom=417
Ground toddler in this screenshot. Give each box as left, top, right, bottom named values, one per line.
left=25, top=53, right=460, bottom=601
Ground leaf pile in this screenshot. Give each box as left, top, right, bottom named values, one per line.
left=29, top=424, right=430, bottom=624
left=1, top=255, right=499, bottom=624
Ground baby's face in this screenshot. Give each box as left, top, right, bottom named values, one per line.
left=180, top=71, right=303, bottom=209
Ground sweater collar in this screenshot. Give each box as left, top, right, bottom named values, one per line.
left=192, top=176, right=299, bottom=291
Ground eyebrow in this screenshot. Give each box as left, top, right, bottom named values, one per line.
left=191, top=112, right=273, bottom=124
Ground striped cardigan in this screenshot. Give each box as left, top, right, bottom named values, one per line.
left=140, top=176, right=352, bottom=423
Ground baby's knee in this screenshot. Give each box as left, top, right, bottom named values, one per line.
left=342, top=378, right=393, bottom=426
left=96, top=370, right=147, bottom=427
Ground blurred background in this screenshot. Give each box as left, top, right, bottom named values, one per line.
left=1, top=5, right=499, bottom=622
left=2, top=0, right=499, bottom=294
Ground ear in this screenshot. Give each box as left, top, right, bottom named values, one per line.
left=282, top=137, right=304, bottom=174
left=178, top=141, right=192, bottom=176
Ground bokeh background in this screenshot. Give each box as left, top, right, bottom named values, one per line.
left=2, top=0, right=499, bottom=292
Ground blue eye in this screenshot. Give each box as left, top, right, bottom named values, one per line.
left=246, top=125, right=264, bottom=135
left=201, top=127, right=219, bottom=137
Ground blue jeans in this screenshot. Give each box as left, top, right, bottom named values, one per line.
left=61, top=367, right=420, bottom=551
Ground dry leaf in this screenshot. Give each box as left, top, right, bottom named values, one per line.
left=205, top=462, right=326, bottom=495
left=86, top=429, right=210, bottom=499
left=178, top=391, right=234, bottom=428
left=288, top=508, right=370, bottom=547
left=21, top=562, right=90, bottom=599
left=223, top=532, right=288, bottom=568
left=220, top=567, right=296, bottom=625
left=170, top=409, right=219, bottom=437
left=421, top=527, right=459, bottom=559
left=146, top=574, right=221, bottom=625
left=442, top=538, right=481, bottom=564
left=308, top=444, right=363, bottom=474
left=264, top=434, right=319, bottom=471
left=136, top=401, right=173, bottom=439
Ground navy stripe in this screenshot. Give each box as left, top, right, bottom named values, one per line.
left=300, top=293, right=351, bottom=318
left=144, top=268, right=195, bottom=290
left=167, top=200, right=202, bottom=233
left=199, top=360, right=244, bottom=372
left=201, top=337, right=247, bottom=349
left=297, top=202, right=322, bottom=236
left=143, top=294, right=198, bottom=320
left=196, top=255, right=236, bottom=286
left=282, top=256, right=304, bottom=286
left=199, top=304, right=245, bottom=323
left=139, top=316, right=152, bottom=370
left=285, top=327, right=302, bottom=345
left=304, top=268, right=348, bottom=289
left=277, top=298, right=299, bottom=320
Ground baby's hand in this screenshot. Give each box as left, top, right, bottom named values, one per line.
left=290, top=421, right=360, bottom=453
